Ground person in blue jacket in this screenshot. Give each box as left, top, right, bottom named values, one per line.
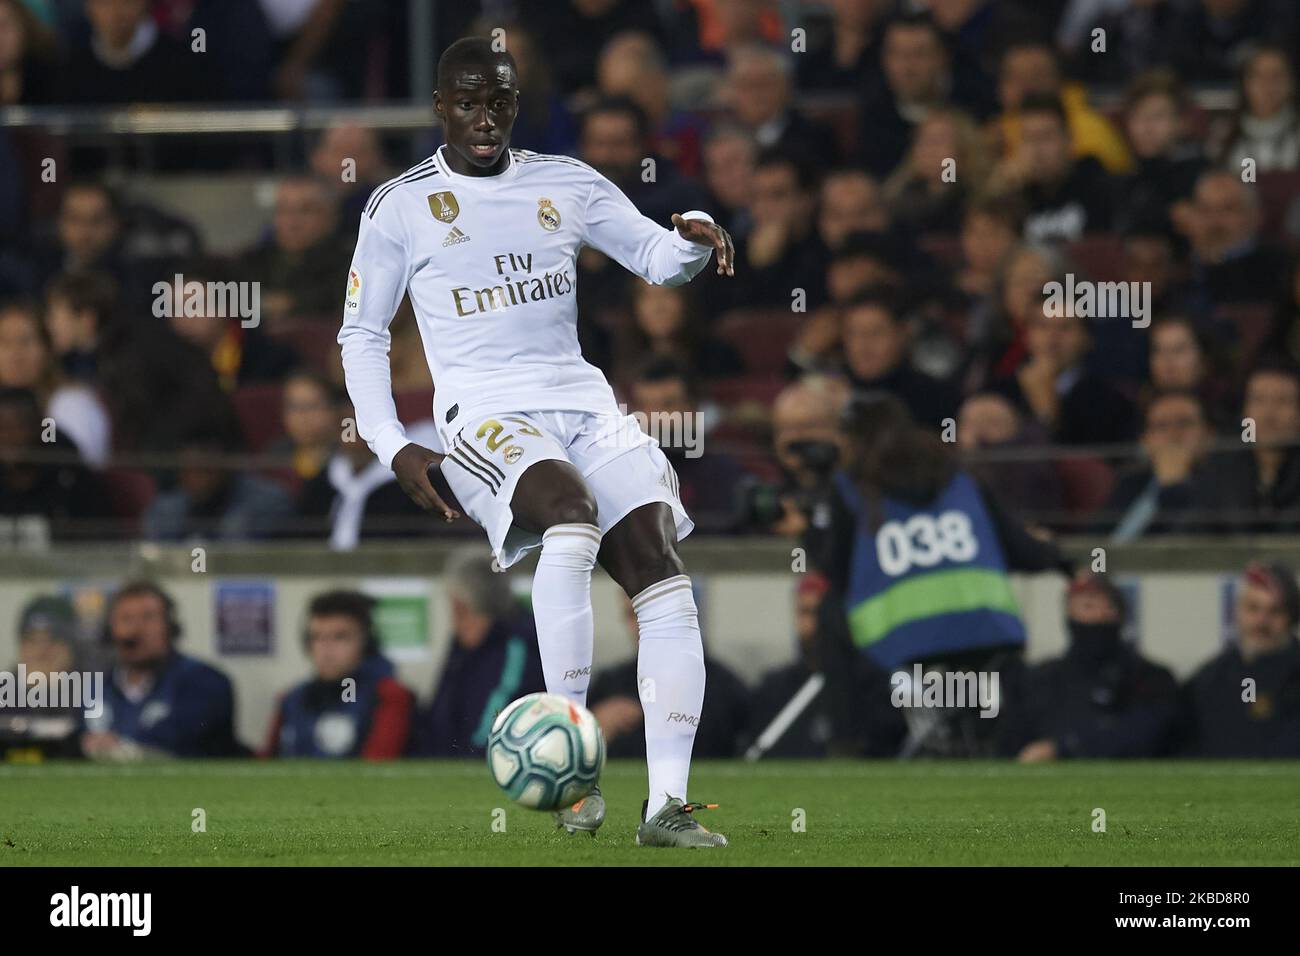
left=82, top=581, right=243, bottom=758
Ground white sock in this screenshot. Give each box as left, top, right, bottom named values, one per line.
left=531, top=523, right=600, bottom=705
left=634, top=574, right=705, bottom=820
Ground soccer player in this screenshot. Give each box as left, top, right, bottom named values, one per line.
left=337, top=37, right=735, bottom=848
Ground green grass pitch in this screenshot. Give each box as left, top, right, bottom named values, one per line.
left=1, top=760, right=1297, bottom=866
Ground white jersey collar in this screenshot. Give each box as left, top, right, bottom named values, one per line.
left=434, top=144, right=518, bottom=184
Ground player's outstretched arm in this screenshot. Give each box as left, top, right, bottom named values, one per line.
left=392, top=442, right=459, bottom=522
left=671, top=213, right=734, bottom=276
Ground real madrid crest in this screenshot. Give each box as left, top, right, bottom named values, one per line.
left=428, top=191, right=460, bottom=223
left=537, top=197, right=560, bottom=232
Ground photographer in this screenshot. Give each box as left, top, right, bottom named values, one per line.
left=806, top=393, right=1072, bottom=756
left=737, top=374, right=850, bottom=536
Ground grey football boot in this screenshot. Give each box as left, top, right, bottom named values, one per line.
left=554, top=785, right=605, bottom=835
left=635, top=797, right=728, bottom=848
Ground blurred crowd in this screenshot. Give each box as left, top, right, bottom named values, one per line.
left=3, top=0, right=1300, bottom=542
left=4, top=554, right=1297, bottom=760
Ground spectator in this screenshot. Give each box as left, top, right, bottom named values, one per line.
left=1214, top=44, right=1300, bottom=173
left=995, top=307, right=1138, bottom=446
left=1182, top=561, right=1300, bottom=756
left=0, top=596, right=85, bottom=759
left=34, top=182, right=126, bottom=293
left=309, top=123, right=392, bottom=232
left=883, top=107, right=992, bottom=236
left=993, top=38, right=1132, bottom=174
left=957, top=390, right=1063, bottom=520
left=143, top=431, right=294, bottom=542
left=999, top=572, right=1179, bottom=760
left=722, top=44, right=838, bottom=163
left=1164, top=0, right=1298, bottom=85
left=1263, top=256, right=1300, bottom=369
left=58, top=0, right=208, bottom=104
left=1190, top=360, right=1300, bottom=532
left=411, top=551, right=545, bottom=757
left=0, top=386, right=109, bottom=542
left=795, top=0, right=887, bottom=93
left=626, top=356, right=749, bottom=531
left=0, top=0, right=58, bottom=104
left=1107, top=389, right=1214, bottom=540
left=83, top=580, right=242, bottom=758
left=500, top=23, right=578, bottom=157
left=596, top=31, right=703, bottom=177
left=263, top=590, right=414, bottom=759
left=239, top=174, right=353, bottom=324
left=839, top=288, right=959, bottom=429
left=952, top=192, right=1024, bottom=304
left=1146, top=315, right=1230, bottom=423
left=162, top=267, right=298, bottom=389
left=700, top=124, right=758, bottom=239
left=519, top=0, right=666, bottom=96
left=988, top=93, right=1116, bottom=243
left=576, top=95, right=707, bottom=229
left=1118, top=69, right=1207, bottom=235
left=963, top=242, right=1064, bottom=393
left=615, top=278, right=743, bottom=385
left=0, top=300, right=53, bottom=395
left=42, top=272, right=118, bottom=466
left=858, top=11, right=990, bottom=178
left=1184, top=169, right=1289, bottom=306
left=588, top=592, right=750, bottom=759
left=748, top=574, right=904, bottom=757
left=294, top=405, right=449, bottom=547
left=268, top=368, right=341, bottom=483
left=818, top=168, right=890, bottom=254
left=760, top=374, right=850, bottom=536
left=725, top=146, right=827, bottom=310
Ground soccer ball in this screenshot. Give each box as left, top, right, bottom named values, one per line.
left=487, top=693, right=605, bottom=811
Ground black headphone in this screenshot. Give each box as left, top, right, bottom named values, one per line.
left=103, top=582, right=182, bottom=644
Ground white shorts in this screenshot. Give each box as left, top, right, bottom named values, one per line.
left=438, top=408, right=693, bottom=568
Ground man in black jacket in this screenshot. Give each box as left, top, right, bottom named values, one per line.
left=1181, top=561, right=1300, bottom=757
left=999, top=573, right=1179, bottom=760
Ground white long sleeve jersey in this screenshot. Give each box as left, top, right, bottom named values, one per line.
left=337, top=145, right=717, bottom=467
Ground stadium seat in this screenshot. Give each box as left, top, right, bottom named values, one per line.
left=707, top=375, right=789, bottom=409
left=231, top=383, right=284, bottom=452
left=1067, top=236, right=1127, bottom=281
left=1257, top=172, right=1300, bottom=242
left=102, top=468, right=157, bottom=528
left=715, top=309, right=801, bottom=376
left=1054, top=457, right=1116, bottom=516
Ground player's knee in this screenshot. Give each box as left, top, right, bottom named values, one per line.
left=547, top=492, right=598, bottom=529
left=624, top=539, right=685, bottom=597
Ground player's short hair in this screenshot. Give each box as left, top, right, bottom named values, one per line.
left=436, top=36, right=517, bottom=93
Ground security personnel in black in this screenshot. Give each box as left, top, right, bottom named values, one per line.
left=998, top=573, right=1179, bottom=760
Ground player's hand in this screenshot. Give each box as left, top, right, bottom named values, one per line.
left=392, top=443, right=460, bottom=522
left=672, top=213, right=734, bottom=277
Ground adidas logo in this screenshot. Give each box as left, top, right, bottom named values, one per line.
left=442, top=226, right=471, bottom=247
